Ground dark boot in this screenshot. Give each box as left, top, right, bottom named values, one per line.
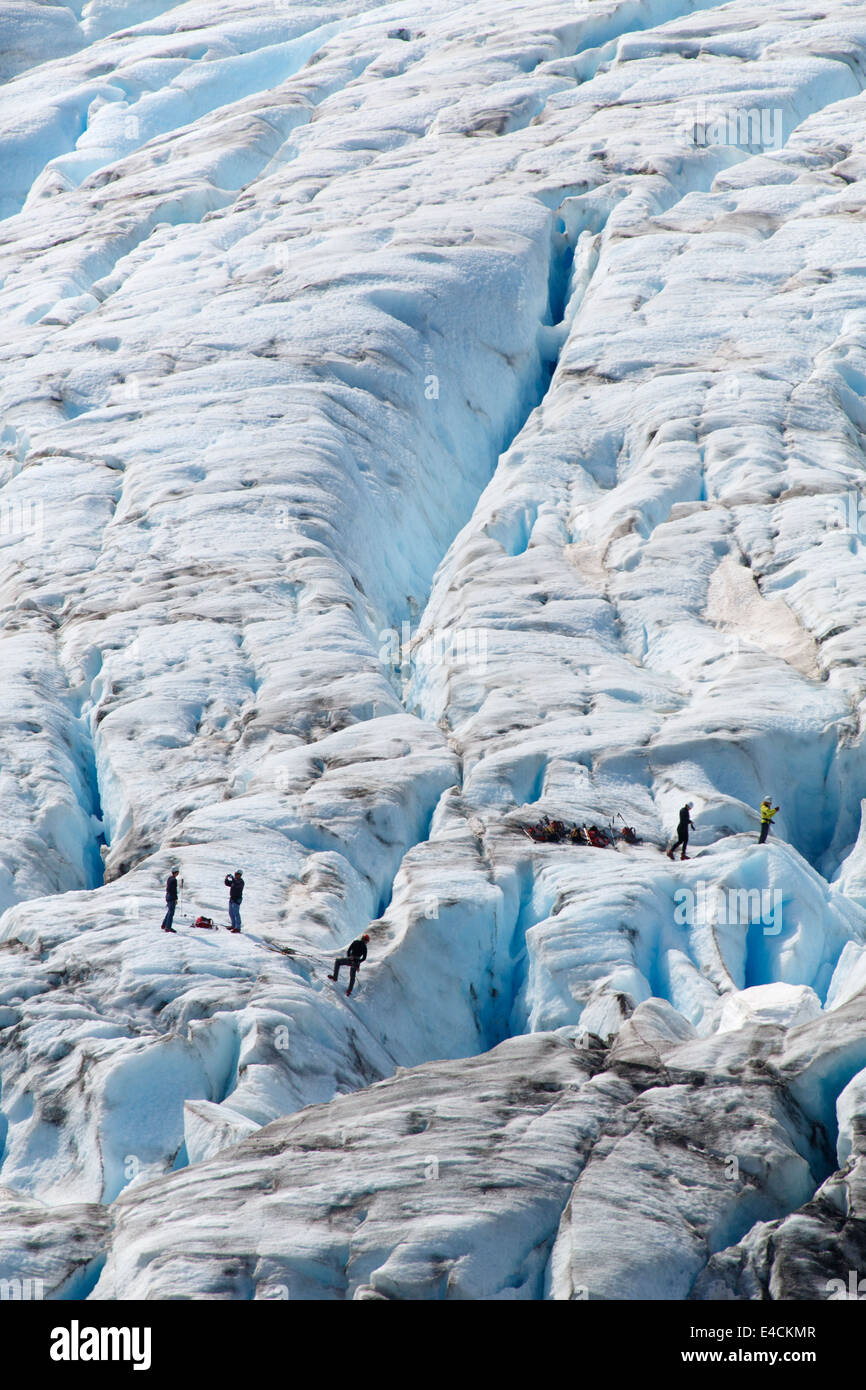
left=666, top=848, right=674, bottom=859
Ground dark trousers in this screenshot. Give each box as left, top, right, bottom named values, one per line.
left=332, top=956, right=360, bottom=993
left=162, top=900, right=176, bottom=929
left=671, top=830, right=689, bottom=856
left=759, top=822, right=770, bottom=844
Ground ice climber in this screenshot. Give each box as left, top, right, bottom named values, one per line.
left=161, top=867, right=180, bottom=932
left=759, top=797, right=779, bottom=844
left=667, top=803, right=695, bottom=860
left=328, top=934, right=370, bottom=996
left=225, top=870, right=244, bottom=932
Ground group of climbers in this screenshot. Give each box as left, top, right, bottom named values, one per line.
left=523, top=797, right=780, bottom=858
left=666, top=797, right=779, bottom=860
left=160, top=869, right=244, bottom=933
left=159, top=868, right=373, bottom=996
left=155, top=797, right=780, bottom=992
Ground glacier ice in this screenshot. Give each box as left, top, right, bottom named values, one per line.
left=0, top=0, right=865, bottom=1300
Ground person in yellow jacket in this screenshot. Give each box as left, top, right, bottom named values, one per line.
left=759, top=797, right=779, bottom=844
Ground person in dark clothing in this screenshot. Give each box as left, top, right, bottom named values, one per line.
left=161, top=868, right=180, bottom=932
left=328, top=934, right=370, bottom=995
left=667, top=803, right=695, bottom=860
left=225, top=871, right=244, bottom=932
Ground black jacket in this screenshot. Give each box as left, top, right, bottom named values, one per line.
left=166, top=874, right=179, bottom=902
left=225, top=874, right=244, bottom=903
left=347, top=938, right=367, bottom=963
left=677, top=806, right=693, bottom=831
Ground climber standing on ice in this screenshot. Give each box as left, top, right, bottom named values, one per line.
left=161, top=867, right=179, bottom=933
left=328, top=934, right=370, bottom=996
left=225, top=870, right=244, bottom=932
left=759, top=797, right=779, bottom=844
left=667, top=803, right=695, bottom=861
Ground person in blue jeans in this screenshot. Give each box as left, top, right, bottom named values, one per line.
left=225, top=871, right=244, bottom=932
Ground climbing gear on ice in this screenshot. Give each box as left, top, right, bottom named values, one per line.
left=612, top=812, right=640, bottom=844
left=585, top=824, right=612, bottom=848
left=522, top=818, right=619, bottom=847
